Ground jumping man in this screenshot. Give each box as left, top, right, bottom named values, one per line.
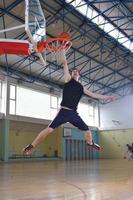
left=23, top=59, right=115, bottom=154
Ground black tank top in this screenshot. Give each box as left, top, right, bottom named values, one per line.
left=61, top=79, right=83, bottom=111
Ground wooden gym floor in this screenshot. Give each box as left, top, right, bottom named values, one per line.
left=0, top=159, right=133, bottom=200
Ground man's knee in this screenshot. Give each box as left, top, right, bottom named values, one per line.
left=84, top=129, right=91, bottom=134
left=47, top=127, right=54, bottom=133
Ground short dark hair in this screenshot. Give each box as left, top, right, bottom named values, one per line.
left=71, top=68, right=80, bottom=75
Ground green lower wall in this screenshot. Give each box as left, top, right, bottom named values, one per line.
left=9, top=121, right=63, bottom=159
left=4, top=118, right=133, bottom=160
left=0, top=120, right=3, bottom=159
left=99, top=129, right=133, bottom=159
left=0, top=118, right=9, bottom=161
left=62, top=127, right=99, bottom=160
left=9, top=121, right=99, bottom=160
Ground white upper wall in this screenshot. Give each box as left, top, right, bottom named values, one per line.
left=100, top=95, right=133, bottom=130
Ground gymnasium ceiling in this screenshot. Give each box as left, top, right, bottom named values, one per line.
left=0, top=0, right=133, bottom=104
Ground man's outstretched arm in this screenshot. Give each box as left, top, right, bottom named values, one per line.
left=83, top=87, right=116, bottom=101
left=63, top=59, right=71, bottom=82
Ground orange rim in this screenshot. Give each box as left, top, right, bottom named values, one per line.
left=37, top=37, right=71, bottom=52
left=46, top=37, right=70, bottom=51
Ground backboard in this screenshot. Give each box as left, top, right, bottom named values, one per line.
left=25, top=0, right=46, bottom=65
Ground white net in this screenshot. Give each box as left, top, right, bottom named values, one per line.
left=50, top=49, right=66, bottom=64
left=48, top=40, right=71, bottom=64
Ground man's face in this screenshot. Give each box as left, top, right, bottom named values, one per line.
left=71, top=69, right=80, bottom=80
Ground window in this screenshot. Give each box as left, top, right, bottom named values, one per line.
left=51, top=96, right=58, bottom=109
left=50, top=95, right=58, bottom=119
left=78, top=102, right=99, bottom=127
left=0, top=81, right=2, bottom=112
left=16, top=86, right=50, bottom=119
left=9, top=84, right=99, bottom=126
left=9, top=85, right=61, bottom=120
left=9, top=85, right=16, bottom=115
left=58, top=97, right=62, bottom=108
left=66, top=0, right=133, bottom=52
left=10, top=85, right=16, bottom=99
left=88, top=105, right=94, bottom=126
left=94, top=105, right=99, bottom=127
left=78, top=102, right=89, bottom=125
left=0, top=81, right=6, bottom=114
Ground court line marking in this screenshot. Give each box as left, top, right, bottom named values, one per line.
left=63, top=181, right=88, bottom=200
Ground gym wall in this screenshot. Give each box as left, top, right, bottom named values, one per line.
left=99, top=129, right=133, bottom=159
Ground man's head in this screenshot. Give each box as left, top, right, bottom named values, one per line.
left=71, top=68, right=80, bottom=81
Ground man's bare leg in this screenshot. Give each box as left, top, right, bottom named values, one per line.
left=23, top=127, right=54, bottom=154
left=32, top=127, right=54, bottom=147
left=84, top=130, right=101, bottom=151
left=84, top=130, right=93, bottom=144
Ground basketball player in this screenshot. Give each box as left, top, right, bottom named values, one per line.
left=23, top=59, right=115, bottom=154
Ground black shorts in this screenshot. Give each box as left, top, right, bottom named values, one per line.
left=49, top=108, right=89, bottom=131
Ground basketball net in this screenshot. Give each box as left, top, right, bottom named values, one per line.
left=37, top=32, right=72, bottom=64
left=49, top=40, right=72, bottom=64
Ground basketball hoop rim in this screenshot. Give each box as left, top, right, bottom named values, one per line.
left=46, top=37, right=71, bottom=51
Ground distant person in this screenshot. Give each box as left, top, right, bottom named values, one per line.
left=131, top=143, right=133, bottom=153
left=124, top=144, right=133, bottom=161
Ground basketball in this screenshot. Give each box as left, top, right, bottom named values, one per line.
left=58, top=32, right=71, bottom=41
